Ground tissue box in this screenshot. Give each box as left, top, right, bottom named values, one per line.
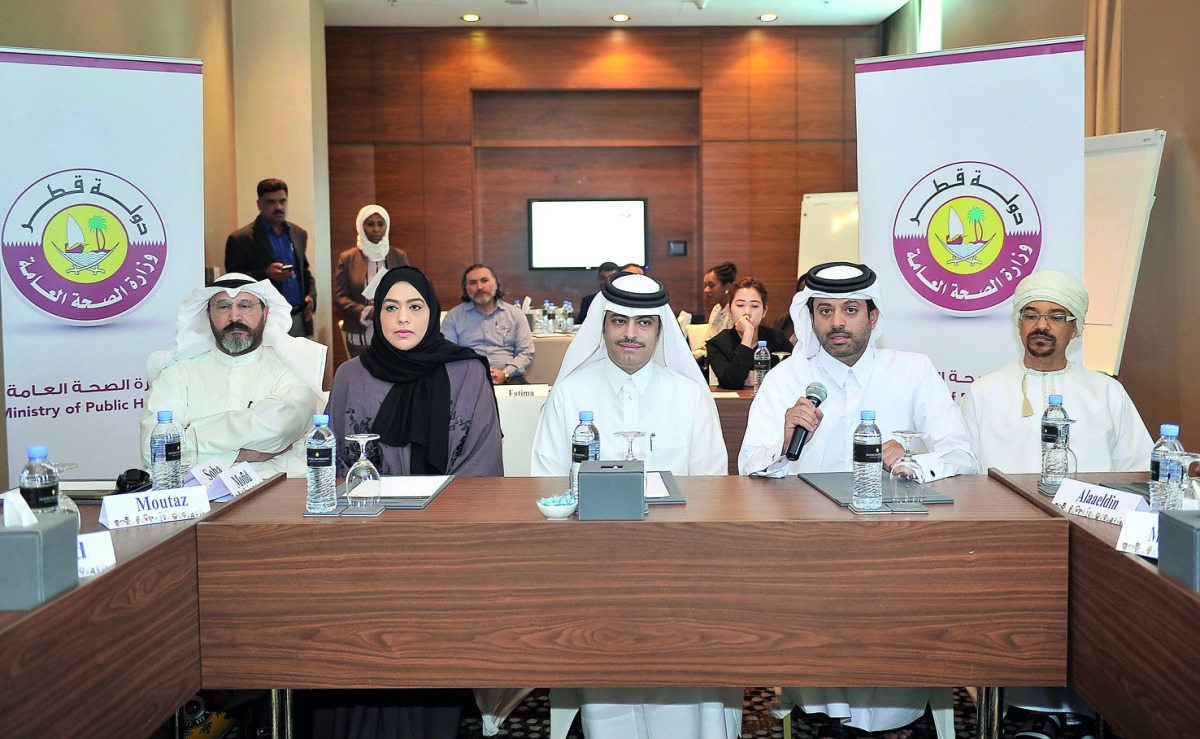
left=0, top=511, right=79, bottom=610
left=578, top=460, right=645, bottom=521
left=1159, top=509, right=1200, bottom=593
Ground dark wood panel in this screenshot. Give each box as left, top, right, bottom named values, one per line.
left=844, top=35, right=881, bottom=140
left=326, top=28, right=375, bottom=143
left=199, top=476, right=1065, bottom=689
left=470, top=29, right=703, bottom=90
left=795, top=36, right=846, bottom=140
left=749, top=32, right=797, bottom=141
left=474, top=90, right=699, bottom=147
left=372, top=32, right=424, bottom=142
left=420, top=145, right=474, bottom=308
left=700, top=31, right=749, bottom=141
left=421, top=33, right=472, bottom=144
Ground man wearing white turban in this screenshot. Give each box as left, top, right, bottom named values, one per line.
left=529, top=270, right=737, bottom=739
left=960, top=269, right=1151, bottom=475
left=959, top=269, right=1151, bottom=734
left=140, top=274, right=327, bottom=478
left=739, top=261, right=977, bottom=739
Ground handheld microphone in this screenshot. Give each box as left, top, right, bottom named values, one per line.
left=785, top=382, right=828, bottom=461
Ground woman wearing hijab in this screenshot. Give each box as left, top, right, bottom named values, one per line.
left=317, top=267, right=502, bottom=739
left=705, top=277, right=791, bottom=389
left=335, top=204, right=409, bottom=358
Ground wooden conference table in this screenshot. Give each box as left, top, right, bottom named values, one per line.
left=991, top=471, right=1200, bottom=738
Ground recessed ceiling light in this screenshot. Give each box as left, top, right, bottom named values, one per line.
left=759, top=13, right=779, bottom=22
left=612, top=13, right=631, bottom=23
left=461, top=13, right=481, bottom=22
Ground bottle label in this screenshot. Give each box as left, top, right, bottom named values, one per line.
left=853, top=442, right=882, bottom=464
left=19, top=483, right=57, bottom=509
left=1151, top=458, right=1160, bottom=482
left=307, top=447, right=333, bottom=467
left=572, top=442, right=588, bottom=464
left=164, top=440, right=181, bottom=463
left=1040, top=423, right=1058, bottom=444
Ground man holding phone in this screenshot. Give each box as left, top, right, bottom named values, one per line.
left=225, top=178, right=317, bottom=337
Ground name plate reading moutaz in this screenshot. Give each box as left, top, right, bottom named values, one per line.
left=1051, top=478, right=1148, bottom=525
left=99, top=486, right=211, bottom=530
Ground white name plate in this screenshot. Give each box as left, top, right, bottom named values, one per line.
left=77, top=530, right=116, bottom=576
left=208, top=462, right=263, bottom=502
left=496, top=384, right=550, bottom=398
left=1116, top=510, right=1159, bottom=559
left=1051, top=478, right=1149, bottom=525
left=184, top=457, right=227, bottom=488
left=99, top=486, right=211, bottom=529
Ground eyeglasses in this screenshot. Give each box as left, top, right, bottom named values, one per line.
left=1018, top=311, right=1077, bottom=324
left=210, top=299, right=264, bottom=315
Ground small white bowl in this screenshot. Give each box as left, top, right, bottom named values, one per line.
left=536, top=499, right=577, bottom=520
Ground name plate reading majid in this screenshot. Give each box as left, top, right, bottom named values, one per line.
left=77, top=530, right=116, bottom=576
left=1116, top=510, right=1159, bottom=559
left=208, top=462, right=263, bottom=502
left=184, top=457, right=227, bottom=488
left=99, top=486, right=211, bottom=529
left=1051, top=478, right=1148, bottom=525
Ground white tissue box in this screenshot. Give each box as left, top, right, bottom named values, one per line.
left=0, top=511, right=79, bottom=610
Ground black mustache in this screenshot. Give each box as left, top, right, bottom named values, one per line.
left=223, top=322, right=251, bottom=334
left=618, top=338, right=646, bottom=346
left=1029, top=330, right=1054, bottom=340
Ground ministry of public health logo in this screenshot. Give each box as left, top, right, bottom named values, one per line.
left=2, top=168, right=167, bottom=323
left=892, top=161, right=1042, bottom=313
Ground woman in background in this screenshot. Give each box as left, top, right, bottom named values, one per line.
left=335, top=204, right=409, bottom=358
left=706, top=277, right=791, bottom=390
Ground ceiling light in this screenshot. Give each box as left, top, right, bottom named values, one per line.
left=759, top=13, right=779, bottom=23
left=461, top=13, right=481, bottom=23
left=612, top=14, right=631, bottom=23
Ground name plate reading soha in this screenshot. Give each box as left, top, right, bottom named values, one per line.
left=1116, top=510, right=1159, bottom=559
left=77, top=530, right=116, bottom=576
left=184, top=457, right=227, bottom=488
left=208, top=462, right=264, bottom=502
left=1051, top=478, right=1148, bottom=525
left=99, top=486, right=211, bottom=529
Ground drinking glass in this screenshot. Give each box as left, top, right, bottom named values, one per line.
left=344, top=433, right=382, bottom=509
left=613, top=431, right=647, bottom=461
left=771, top=351, right=791, bottom=369
left=889, top=430, right=926, bottom=505
left=1162, top=451, right=1200, bottom=511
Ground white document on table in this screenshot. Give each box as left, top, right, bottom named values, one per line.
left=378, top=475, right=454, bottom=498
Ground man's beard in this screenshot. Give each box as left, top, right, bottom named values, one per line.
left=1024, top=329, right=1056, bottom=358
left=820, top=328, right=869, bottom=360
left=217, top=322, right=262, bottom=355
left=472, top=290, right=494, bottom=306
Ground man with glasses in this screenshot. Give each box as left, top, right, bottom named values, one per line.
left=140, top=274, right=326, bottom=478
left=960, top=269, right=1151, bottom=475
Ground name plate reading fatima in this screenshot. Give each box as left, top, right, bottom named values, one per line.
left=1051, top=478, right=1148, bottom=525
left=1116, top=510, right=1160, bottom=559
left=99, top=486, right=210, bottom=530
left=496, top=384, right=550, bottom=398
left=208, top=462, right=263, bottom=502
left=77, top=530, right=117, bottom=576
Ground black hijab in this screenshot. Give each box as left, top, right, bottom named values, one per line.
left=359, top=266, right=489, bottom=474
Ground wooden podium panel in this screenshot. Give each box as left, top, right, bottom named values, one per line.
left=198, top=475, right=1066, bottom=690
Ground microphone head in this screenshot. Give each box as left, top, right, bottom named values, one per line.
left=805, top=382, right=828, bottom=404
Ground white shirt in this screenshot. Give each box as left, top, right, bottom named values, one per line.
left=739, top=345, right=978, bottom=480
left=960, top=360, right=1152, bottom=473
left=140, top=347, right=322, bottom=478
left=532, top=358, right=727, bottom=477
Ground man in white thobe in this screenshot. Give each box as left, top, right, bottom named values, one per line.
left=739, top=262, right=978, bottom=737
left=530, top=271, right=737, bottom=739
left=141, top=274, right=326, bottom=478
left=960, top=270, right=1151, bottom=734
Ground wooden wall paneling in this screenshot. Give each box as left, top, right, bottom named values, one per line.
left=843, top=140, right=859, bottom=192
left=421, top=33, right=472, bottom=144
left=700, top=30, right=749, bottom=141
left=843, top=34, right=880, bottom=137
left=373, top=144, right=426, bottom=270
left=751, top=209, right=805, bottom=326
left=327, top=144, right=378, bottom=368
left=474, top=90, right=699, bottom=148
left=701, top=142, right=752, bottom=314
left=748, top=31, right=798, bottom=141
left=794, top=36, right=847, bottom=140
left=371, top=32, right=424, bottom=143
left=470, top=29, right=703, bottom=90
left=420, top=144, right=474, bottom=308
left=325, top=29, right=374, bottom=143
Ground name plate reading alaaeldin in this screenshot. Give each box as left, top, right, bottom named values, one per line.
left=99, top=486, right=210, bottom=530
left=1051, top=478, right=1149, bottom=525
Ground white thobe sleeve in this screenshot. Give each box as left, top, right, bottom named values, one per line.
left=1109, top=388, right=1154, bottom=472
left=530, top=385, right=570, bottom=476
left=140, top=366, right=188, bottom=467
left=737, top=370, right=793, bottom=476
left=909, top=357, right=979, bottom=480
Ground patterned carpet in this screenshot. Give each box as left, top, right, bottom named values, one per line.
left=457, top=688, right=1109, bottom=739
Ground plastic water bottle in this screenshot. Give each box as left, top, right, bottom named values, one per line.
left=306, top=414, right=338, bottom=514
left=150, top=410, right=183, bottom=490
left=1150, top=423, right=1185, bottom=511
left=1040, top=419, right=1076, bottom=493
left=852, top=410, right=883, bottom=510
left=752, top=341, right=770, bottom=395
left=19, top=445, right=59, bottom=515
left=564, top=301, right=575, bottom=331
left=1040, top=395, right=1070, bottom=461
left=570, top=411, right=601, bottom=497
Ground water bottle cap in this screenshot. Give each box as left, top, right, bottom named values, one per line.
left=579, top=411, right=594, bottom=422
left=860, top=410, right=876, bottom=421
left=26, top=444, right=48, bottom=459
left=1162, top=423, right=1180, bottom=436
left=757, top=340, right=767, bottom=347
left=313, top=414, right=330, bottom=426
left=156, top=410, right=173, bottom=422
left=1048, top=395, right=1063, bottom=405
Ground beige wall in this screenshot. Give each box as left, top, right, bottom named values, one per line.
left=943, top=0, right=1200, bottom=446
